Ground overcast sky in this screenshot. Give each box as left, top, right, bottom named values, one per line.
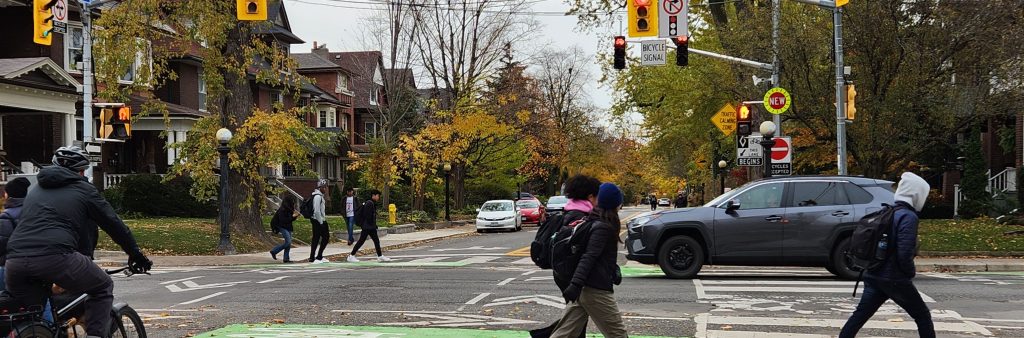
left=284, top=0, right=621, bottom=112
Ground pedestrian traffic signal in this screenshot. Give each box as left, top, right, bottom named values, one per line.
left=674, top=36, right=688, bottom=67
left=236, top=0, right=267, bottom=21
left=627, top=0, right=658, bottom=37
left=613, top=36, right=626, bottom=70
left=835, top=0, right=850, bottom=7
left=846, top=84, right=857, bottom=120
left=33, top=0, right=57, bottom=46
left=736, top=103, right=752, bottom=136
left=100, top=107, right=132, bottom=139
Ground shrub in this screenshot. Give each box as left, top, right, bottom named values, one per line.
left=106, top=174, right=217, bottom=218
left=466, top=181, right=513, bottom=207
left=329, top=183, right=343, bottom=215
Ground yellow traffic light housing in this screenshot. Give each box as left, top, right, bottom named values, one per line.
left=33, top=0, right=56, bottom=46
left=846, top=84, right=857, bottom=120
left=237, top=0, right=267, bottom=21
left=99, top=107, right=132, bottom=139
left=835, top=0, right=850, bottom=7
left=627, top=0, right=658, bottom=38
left=736, top=104, right=752, bottom=136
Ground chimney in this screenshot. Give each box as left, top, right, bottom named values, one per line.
left=312, top=42, right=330, bottom=59
left=313, top=41, right=318, bottom=49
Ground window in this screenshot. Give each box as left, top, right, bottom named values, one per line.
left=844, top=183, right=874, bottom=205
left=340, top=114, right=349, bottom=132
left=319, top=111, right=328, bottom=128
left=318, top=110, right=337, bottom=128
left=791, top=182, right=848, bottom=207
left=370, top=85, right=379, bottom=105
left=198, top=72, right=207, bottom=111
left=314, top=157, right=339, bottom=180
left=65, top=24, right=84, bottom=73
left=270, top=90, right=283, bottom=107
left=734, top=182, right=785, bottom=210
left=336, top=73, right=349, bottom=93
left=282, top=163, right=298, bottom=177
left=117, top=40, right=152, bottom=84
left=364, top=121, right=378, bottom=139
left=482, top=202, right=513, bottom=212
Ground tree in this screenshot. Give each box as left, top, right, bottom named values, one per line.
left=960, top=127, right=991, bottom=218
left=93, top=1, right=331, bottom=246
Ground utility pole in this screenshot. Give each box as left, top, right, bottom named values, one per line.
left=833, top=5, right=848, bottom=175
left=771, top=0, right=781, bottom=135
left=82, top=2, right=94, bottom=182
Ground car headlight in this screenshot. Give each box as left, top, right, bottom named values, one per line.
left=628, top=214, right=661, bottom=230
left=502, top=216, right=515, bottom=220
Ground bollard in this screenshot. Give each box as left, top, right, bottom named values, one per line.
left=388, top=203, right=397, bottom=224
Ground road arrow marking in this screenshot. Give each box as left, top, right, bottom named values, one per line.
left=482, top=295, right=565, bottom=309
left=378, top=313, right=538, bottom=327
left=257, top=276, right=290, bottom=284
left=165, top=279, right=250, bottom=293
left=178, top=291, right=227, bottom=305
left=431, top=246, right=509, bottom=252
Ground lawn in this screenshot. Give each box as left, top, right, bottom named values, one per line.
left=919, top=218, right=1024, bottom=253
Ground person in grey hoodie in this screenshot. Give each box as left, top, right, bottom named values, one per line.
left=308, top=179, right=330, bottom=263
left=840, top=172, right=934, bottom=338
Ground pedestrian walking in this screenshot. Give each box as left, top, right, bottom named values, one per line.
left=673, top=191, right=687, bottom=208
left=347, top=190, right=390, bottom=262
left=649, top=194, right=657, bottom=211
left=269, top=195, right=299, bottom=263
left=308, top=179, right=330, bottom=263
left=344, top=187, right=358, bottom=245
left=839, top=172, right=934, bottom=338
left=550, top=183, right=627, bottom=338
left=530, top=174, right=601, bottom=338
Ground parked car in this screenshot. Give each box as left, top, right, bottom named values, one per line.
left=475, top=200, right=523, bottom=233
left=517, top=199, right=546, bottom=225
left=517, top=192, right=537, bottom=200
left=546, top=195, right=569, bottom=215
left=625, top=176, right=895, bottom=279
left=658, top=198, right=671, bottom=207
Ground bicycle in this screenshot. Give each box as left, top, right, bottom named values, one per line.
left=0, top=265, right=148, bottom=338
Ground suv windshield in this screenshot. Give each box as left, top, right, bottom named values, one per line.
left=548, top=196, right=568, bottom=204
left=481, top=202, right=513, bottom=212
left=516, top=201, right=540, bottom=208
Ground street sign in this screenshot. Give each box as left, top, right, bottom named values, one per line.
left=770, top=136, right=793, bottom=176
left=736, top=133, right=762, bottom=167
left=52, top=0, right=68, bottom=34
left=640, top=40, right=666, bottom=66
left=658, top=0, right=688, bottom=38
left=711, top=103, right=736, bottom=135
left=763, top=87, right=792, bottom=115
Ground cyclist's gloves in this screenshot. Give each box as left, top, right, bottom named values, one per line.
left=129, top=253, right=153, bottom=274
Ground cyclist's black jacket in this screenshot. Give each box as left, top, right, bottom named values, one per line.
left=7, top=166, right=142, bottom=260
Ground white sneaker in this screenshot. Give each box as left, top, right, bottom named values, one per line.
left=320, top=258, right=330, bottom=263
left=377, top=255, right=392, bottom=262
left=347, top=255, right=360, bottom=263
left=311, top=259, right=321, bottom=264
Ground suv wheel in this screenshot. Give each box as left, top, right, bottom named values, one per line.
left=657, top=236, right=704, bottom=279
left=830, top=237, right=862, bottom=280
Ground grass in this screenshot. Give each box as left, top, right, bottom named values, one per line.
left=919, top=218, right=1024, bottom=253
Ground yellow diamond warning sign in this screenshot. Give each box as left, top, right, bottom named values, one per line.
left=711, top=103, right=737, bottom=136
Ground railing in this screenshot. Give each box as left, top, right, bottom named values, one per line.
left=104, top=174, right=165, bottom=189
left=988, top=167, right=1017, bottom=193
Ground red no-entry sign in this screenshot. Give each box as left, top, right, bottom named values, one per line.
left=771, top=137, right=789, bottom=161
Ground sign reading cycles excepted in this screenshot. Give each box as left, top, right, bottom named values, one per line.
left=763, top=87, right=792, bottom=115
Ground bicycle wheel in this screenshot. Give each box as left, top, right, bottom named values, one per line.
left=108, top=306, right=146, bottom=338
left=11, top=323, right=54, bottom=338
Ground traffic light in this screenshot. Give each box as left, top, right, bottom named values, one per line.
left=613, top=36, right=626, bottom=70
left=736, top=103, right=752, bottom=136
left=836, top=0, right=850, bottom=7
left=846, top=84, right=857, bottom=120
left=33, top=0, right=57, bottom=46
left=627, top=0, right=658, bottom=37
left=236, top=0, right=267, bottom=21
left=674, top=35, right=688, bottom=67
left=100, top=107, right=132, bottom=139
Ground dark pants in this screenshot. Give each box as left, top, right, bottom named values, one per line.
left=650, top=204, right=656, bottom=211
left=351, top=228, right=382, bottom=256
left=6, top=253, right=113, bottom=337
left=309, top=220, right=329, bottom=261
left=839, top=277, right=935, bottom=338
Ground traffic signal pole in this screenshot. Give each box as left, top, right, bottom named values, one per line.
left=771, top=0, right=782, bottom=135
left=833, top=5, right=848, bottom=175
left=82, top=2, right=94, bottom=181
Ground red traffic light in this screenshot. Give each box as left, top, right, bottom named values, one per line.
left=614, top=36, right=626, bottom=48
left=676, top=35, right=688, bottom=45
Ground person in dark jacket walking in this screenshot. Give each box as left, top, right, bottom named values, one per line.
left=648, top=194, right=657, bottom=211
left=673, top=191, right=687, bottom=208
left=550, top=183, right=627, bottom=338
left=347, top=190, right=390, bottom=262
left=6, top=146, right=151, bottom=338
left=839, top=172, right=934, bottom=338
left=270, top=195, right=299, bottom=263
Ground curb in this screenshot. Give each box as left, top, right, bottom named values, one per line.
left=916, top=263, right=1024, bottom=273
left=920, top=251, right=1024, bottom=258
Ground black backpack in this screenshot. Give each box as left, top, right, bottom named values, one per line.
left=300, top=196, right=316, bottom=219
left=550, top=218, right=592, bottom=282
left=847, top=203, right=903, bottom=295
left=530, top=210, right=585, bottom=269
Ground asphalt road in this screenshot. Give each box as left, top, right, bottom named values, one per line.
left=111, top=206, right=1024, bottom=337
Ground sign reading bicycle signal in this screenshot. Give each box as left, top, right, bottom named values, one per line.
left=763, top=87, right=791, bottom=115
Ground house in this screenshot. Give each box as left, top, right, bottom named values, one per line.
left=334, top=51, right=385, bottom=154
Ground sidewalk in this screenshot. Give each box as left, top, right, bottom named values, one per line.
left=94, top=225, right=477, bottom=267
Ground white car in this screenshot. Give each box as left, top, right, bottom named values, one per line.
left=475, top=200, right=522, bottom=233
left=658, top=198, right=671, bottom=207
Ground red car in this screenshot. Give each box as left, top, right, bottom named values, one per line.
left=516, top=199, right=546, bottom=225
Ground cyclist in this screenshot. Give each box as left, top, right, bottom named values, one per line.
left=5, top=146, right=152, bottom=338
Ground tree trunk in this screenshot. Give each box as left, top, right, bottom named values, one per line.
left=454, top=164, right=466, bottom=209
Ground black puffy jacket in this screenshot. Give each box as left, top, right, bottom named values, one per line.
left=569, top=215, right=621, bottom=292
left=0, top=197, right=25, bottom=266
left=7, top=166, right=142, bottom=260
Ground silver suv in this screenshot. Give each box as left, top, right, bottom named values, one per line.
left=625, top=176, right=895, bottom=279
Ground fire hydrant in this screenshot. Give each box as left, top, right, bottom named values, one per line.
left=388, top=204, right=397, bottom=225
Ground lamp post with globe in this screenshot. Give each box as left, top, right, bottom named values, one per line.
left=758, top=121, right=777, bottom=178
left=216, top=128, right=236, bottom=255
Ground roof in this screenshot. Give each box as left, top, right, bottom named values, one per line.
left=301, top=81, right=344, bottom=106
left=255, top=0, right=304, bottom=44
left=0, top=58, right=82, bottom=92
left=333, top=51, right=383, bottom=110
left=758, top=175, right=894, bottom=186
left=293, top=53, right=344, bottom=71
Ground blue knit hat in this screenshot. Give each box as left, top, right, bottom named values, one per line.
left=597, top=183, right=623, bottom=210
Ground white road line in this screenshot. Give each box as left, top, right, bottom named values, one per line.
left=311, top=269, right=340, bottom=274
left=382, top=253, right=508, bottom=258
left=496, top=277, right=516, bottom=286
left=702, top=315, right=990, bottom=334
left=705, top=331, right=836, bottom=338
left=406, top=257, right=448, bottom=264
left=455, top=256, right=501, bottom=264
left=512, top=257, right=535, bottom=265
left=521, top=270, right=540, bottom=276
left=465, top=292, right=491, bottom=305
left=962, top=317, right=1024, bottom=323
left=178, top=292, right=227, bottom=305
left=700, top=280, right=855, bottom=285
left=701, top=268, right=831, bottom=274
left=331, top=310, right=458, bottom=314
left=693, top=280, right=706, bottom=299
left=134, top=309, right=221, bottom=312
left=622, top=315, right=690, bottom=321
left=525, top=276, right=553, bottom=282
left=257, top=276, right=290, bottom=284
left=159, top=276, right=203, bottom=285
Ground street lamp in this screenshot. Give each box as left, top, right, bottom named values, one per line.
left=216, top=128, right=236, bottom=255
left=718, top=160, right=728, bottom=195
left=443, top=163, right=452, bottom=222
left=759, top=121, right=777, bottom=178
